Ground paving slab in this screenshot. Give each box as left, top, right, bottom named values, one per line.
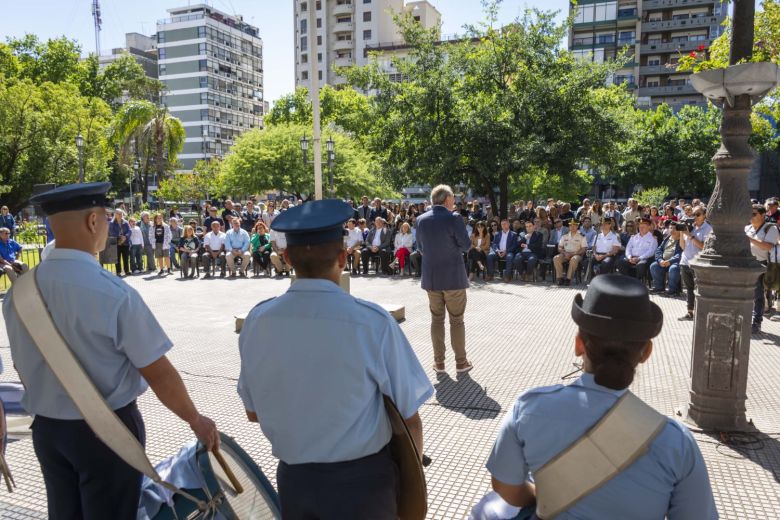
left=0, top=273, right=778, bottom=518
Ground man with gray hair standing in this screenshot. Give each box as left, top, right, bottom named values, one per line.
left=415, top=184, right=473, bottom=374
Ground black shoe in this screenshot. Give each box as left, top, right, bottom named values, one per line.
left=557, top=278, right=564, bottom=286
left=678, top=312, right=694, bottom=321
left=564, top=278, right=571, bottom=286
left=158, top=269, right=164, bottom=275
left=649, top=287, right=662, bottom=293
left=203, top=274, right=211, bottom=279
left=752, top=323, right=761, bottom=335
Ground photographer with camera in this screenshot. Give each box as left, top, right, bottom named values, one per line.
left=678, top=207, right=712, bottom=321
left=746, top=204, right=780, bottom=334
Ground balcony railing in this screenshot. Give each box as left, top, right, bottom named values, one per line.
left=639, top=64, right=685, bottom=75
left=637, top=84, right=698, bottom=96
left=643, top=0, right=718, bottom=9
left=640, top=39, right=708, bottom=53
left=642, top=15, right=720, bottom=32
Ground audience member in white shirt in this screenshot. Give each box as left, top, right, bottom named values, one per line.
left=202, top=221, right=226, bottom=278
left=617, top=217, right=658, bottom=281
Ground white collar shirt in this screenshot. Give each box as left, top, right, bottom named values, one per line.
left=499, top=231, right=509, bottom=251
left=595, top=232, right=621, bottom=254
left=270, top=229, right=287, bottom=249
left=626, top=232, right=657, bottom=260
left=204, top=231, right=226, bottom=251
left=345, top=227, right=363, bottom=248
left=372, top=228, right=384, bottom=247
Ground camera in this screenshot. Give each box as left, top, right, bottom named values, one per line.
left=675, top=218, right=695, bottom=232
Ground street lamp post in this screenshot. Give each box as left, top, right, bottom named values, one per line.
left=686, top=0, right=774, bottom=430
left=130, top=159, right=139, bottom=214
left=75, top=134, right=85, bottom=183
left=301, top=135, right=336, bottom=199
left=326, top=137, right=335, bottom=199
left=306, top=0, right=323, bottom=200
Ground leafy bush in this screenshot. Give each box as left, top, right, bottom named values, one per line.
left=633, top=186, right=669, bottom=209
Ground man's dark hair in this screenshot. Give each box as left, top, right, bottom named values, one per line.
left=753, top=204, right=767, bottom=215
left=287, top=241, right=344, bottom=278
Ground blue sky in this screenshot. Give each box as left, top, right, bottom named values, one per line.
left=0, top=1, right=569, bottom=104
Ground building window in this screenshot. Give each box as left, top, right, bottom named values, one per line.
left=317, top=35, right=322, bottom=45
left=318, top=52, right=322, bottom=63
left=199, top=76, right=208, bottom=88
left=301, top=1, right=307, bottom=11
left=364, top=0, right=371, bottom=3
left=319, top=70, right=322, bottom=80
left=198, top=26, right=206, bottom=38
left=363, top=11, right=372, bottom=22
left=363, top=29, right=372, bottom=40
left=301, top=53, right=308, bottom=63
left=158, top=32, right=166, bottom=43
left=316, top=18, right=322, bottom=28
left=300, top=19, right=307, bottom=34
left=302, top=71, right=308, bottom=80
left=301, top=36, right=308, bottom=49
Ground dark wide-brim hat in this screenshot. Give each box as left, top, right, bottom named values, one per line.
left=270, top=199, right=353, bottom=246
left=571, top=274, right=663, bottom=342
left=28, top=182, right=112, bottom=216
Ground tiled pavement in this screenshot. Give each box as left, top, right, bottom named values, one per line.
left=0, top=272, right=779, bottom=519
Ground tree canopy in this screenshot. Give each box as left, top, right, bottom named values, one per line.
left=345, top=4, right=632, bottom=217
left=220, top=123, right=396, bottom=200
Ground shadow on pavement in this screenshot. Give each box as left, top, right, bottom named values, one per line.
left=434, top=372, right=501, bottom=420
left=701, top=429, right=780, bottom=485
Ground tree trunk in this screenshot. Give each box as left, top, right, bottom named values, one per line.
left=499, top=171, right=509, bottom=220
left=142, top=168, right=150, bottom=203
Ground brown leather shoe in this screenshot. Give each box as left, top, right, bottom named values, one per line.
left=432, top=362, right=446, bottom=373
left=456, top=360, right=473, bottom=374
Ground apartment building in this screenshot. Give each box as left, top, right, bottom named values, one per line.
left=569, top=0, right=728, bottom=110
left=293, top=0, right=441, bottom=88
left=156, top=4, right=264, bottom=171
left=99, top=33, right=158, bottom=79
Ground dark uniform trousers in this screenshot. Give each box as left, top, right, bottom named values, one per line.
left=276, top=444, right=399, bottom=520
left=32, top=401, right=145, bottom=520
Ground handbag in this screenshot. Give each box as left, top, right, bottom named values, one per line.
left=764, top=244, right=780, bottom=291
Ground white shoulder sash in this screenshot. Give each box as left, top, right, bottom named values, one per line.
left=12, top=269, right=204, bottom=507
left=534, top=391, right=666, bottom=519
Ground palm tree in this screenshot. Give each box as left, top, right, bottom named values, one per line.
left=110, top=100, right=185, bottom=202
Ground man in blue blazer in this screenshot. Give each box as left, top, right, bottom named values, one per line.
left=486, top=219, right=519, bottom=282
left=649, top=224, right=683, bottom=294
left=415, top=185, right=473, bottom=374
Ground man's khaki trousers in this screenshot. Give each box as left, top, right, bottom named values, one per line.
left=426, top=289, right=467, bottom=365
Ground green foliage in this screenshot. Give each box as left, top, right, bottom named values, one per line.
left=266, top=85, right=372, bottom=138
left=0, top=79, right=114, bottom=212
left=618, top=105, right=721, bottom=196
left=633, top=186, right=669, bottom=208
left=344, top=2, right=630, bottom=217
left=7, top=35, right=82, bottom=85
left=110, top=100, right=186, bottom=202
left=155, top=159, right=223, bottom=202
left=221, top=123, right=396, bottom=200
left=14, top=221, right=43, bottom=245
left=73, top=54, right=160, bottom=109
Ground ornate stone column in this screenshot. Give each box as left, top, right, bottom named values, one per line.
left=687, top=0, right=765, bottom=431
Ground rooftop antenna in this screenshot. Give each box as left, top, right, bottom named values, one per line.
left=92, top=0, right=102, bottom=56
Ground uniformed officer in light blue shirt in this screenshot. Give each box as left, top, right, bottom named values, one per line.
left=476, top=274, right=717, bottom=519
left=2, top=182, right=220, bottom=520
left=238, top=199, right=433, bottom=519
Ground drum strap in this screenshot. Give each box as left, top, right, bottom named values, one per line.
left=12, top=268, right=206, bottom=510
left=534, top=391, right=666, bottom=519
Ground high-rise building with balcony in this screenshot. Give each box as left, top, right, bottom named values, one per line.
left=156, top=4, right=264, bottom=171
left=569, top=0, right=728, bottom=110
left=293, top=0, right=441, bottom=89
left=99, top=33, right=158, bottom=80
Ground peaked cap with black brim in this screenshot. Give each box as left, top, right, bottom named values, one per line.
left=571, top=274, right=663, bottom=342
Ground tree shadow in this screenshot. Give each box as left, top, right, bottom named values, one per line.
left=700, top=428, right=780, bottom=485
left=434, top=372, right=501, bottom=420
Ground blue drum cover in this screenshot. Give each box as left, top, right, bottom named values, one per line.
left=138, top=433, right=280, bottom=520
